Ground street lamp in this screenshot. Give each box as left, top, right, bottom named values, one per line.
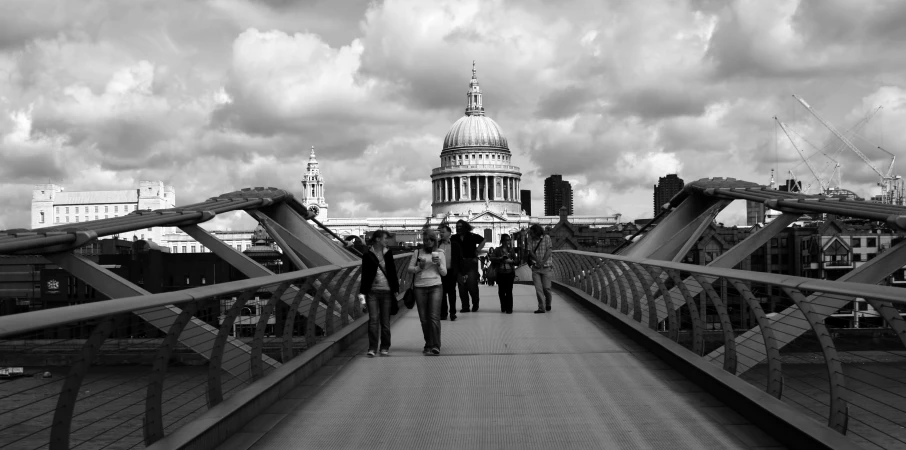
left=235, top=307, right=253, bottom=338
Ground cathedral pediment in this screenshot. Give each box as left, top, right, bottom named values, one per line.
left=468, top=210, right=509, bottom=222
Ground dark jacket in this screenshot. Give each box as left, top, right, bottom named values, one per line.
left=360, top=247, right=400, bottom=295
left=439, top=238, right=463, bottom=277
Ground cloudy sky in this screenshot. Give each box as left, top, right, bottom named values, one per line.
left=3, top=0, right=906, bottom=231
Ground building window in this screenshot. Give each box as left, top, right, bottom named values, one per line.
left=75, top=216, right=79, bottom=222
left=852, top=238, right=861, bottom=248
left=65, top=207, right=69, bottom=214
left=55, top=217, right=60, bottom=223
left=182, top=246, right=187, bottom=253
left=39, top=211, right=44, bottom=223
left=114, top=205, right=118, bottom=213
left=105, top=215, right=108, bottom=219
left=172, top=246, right=177, bottom=253
left=95, top=215, right=98, bottom=220
left=191, top=245, right=196, bottom=253
left=201, top=277, right=206, bottom=285
left=867, top=237, right=877, bottom=247
left=185, top=276, right=190, bottom=285
left=105, top=206, right=108, bottom=213
left=94, top=206, right=98, bottom=213
left=75, top=207, right=79, bottom=213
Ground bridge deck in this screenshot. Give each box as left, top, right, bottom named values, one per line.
left=218, top=284, right=784, bottom=449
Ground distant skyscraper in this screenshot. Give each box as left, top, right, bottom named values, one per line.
left=746, top=201, right=766, bottom=226
left=779, top=179, right=801, bottom=193
left=544, top=175, right=573, bottom=216
left=520, top=190, right=532, bottom=216
left=653, top=174, right=684, bottom=216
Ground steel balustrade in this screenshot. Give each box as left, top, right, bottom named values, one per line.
left=551, top=249, right=906, bottom=448
left=0, top=253, right=414, bottom=449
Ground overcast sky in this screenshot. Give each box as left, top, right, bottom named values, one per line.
left=3, top=0, right=906, bottom=231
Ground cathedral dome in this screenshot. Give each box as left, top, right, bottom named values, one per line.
left=442, top=115, right=509, bottom=151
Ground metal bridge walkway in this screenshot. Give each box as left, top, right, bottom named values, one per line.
left=218, top=284, right=782, bottom=450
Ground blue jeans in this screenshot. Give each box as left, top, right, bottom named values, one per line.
left=366, top=290, right=393, bottom=352
left=532, top=268, right=552, bottom=310
left=414, top=284, right=443, bottom=349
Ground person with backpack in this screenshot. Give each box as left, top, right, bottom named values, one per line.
left=358, top=230, right=399, bottom=357
left=489, top=235, right=517, bottom=313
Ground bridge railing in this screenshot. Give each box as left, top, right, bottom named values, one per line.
left=0, top=253, right=414, bottom=450
left=552, top=250, right=906, bottom=450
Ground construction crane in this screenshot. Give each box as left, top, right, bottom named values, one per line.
left=792, top=95, right=901, bottom=204
left=774, top=116, right=835, bottom=193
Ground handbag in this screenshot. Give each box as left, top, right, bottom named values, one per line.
left=400, top=249, right=419, bottom=309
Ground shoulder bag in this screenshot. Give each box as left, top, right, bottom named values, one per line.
left=400, top=249, right=419, bottom=309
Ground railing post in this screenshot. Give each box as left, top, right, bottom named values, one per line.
left=782, top=287, right=849, bottom=434
left=281, top=278, right=315, bottom=362
left=643, top=266, right=679, bottom=341
left=49, top=316, right=118, bottom=450
left=691, top=274, right=737, bottom=374
left=307, top=271, right=340, bottom=343
left=337, top=266, right=363, bottom=327
left=603, top=262, right=625, bottom=313
left=251, top=282, right=293, bottom=381
left=728, top=279, right=783, bottom=399
left=144, top=301, right=199, bottom=446
left=628, top=263, right=661, bottom=331
left=617, top=261, right=643, bottom=323
left=208, top=290, right=256, bottom=407
left=325, top=268, right=355, bottom=335
left=666, top=269, right=704, bottom=355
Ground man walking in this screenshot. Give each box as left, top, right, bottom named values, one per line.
left=454, top=220, right=485, bottom=312
left=527, top=224, right=553, bottom=313
left=437, top=225, right=462, bottom=321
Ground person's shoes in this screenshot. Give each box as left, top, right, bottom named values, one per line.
left=431, top=347, right=440, bottom=355
left=534, top=309, right=545, bottom=314
left=546, top=305, right=551, bottom=311
left=423, top=348, right=431, bottom=355
left=472, top=306, right=479, bottom=312
left=367, top=350, right=376, bottom=357
left=450, top=315, right=457, bottom=321
left=506, top=310, right=513, bottom=314
left=379, top=349, right=389, bottom=356
left=460, top=309, right=470, bottom=313
left=441, top=315, right=448, bottom=320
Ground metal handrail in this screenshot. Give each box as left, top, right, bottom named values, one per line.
left=0, top=253, right=413, bottom=338
left=555, top=249, right=906, bottom=307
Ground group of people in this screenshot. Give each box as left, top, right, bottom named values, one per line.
left=357, top=221, right=554, bottom=356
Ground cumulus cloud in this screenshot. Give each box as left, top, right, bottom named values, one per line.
left=2, top=0, right=906, bottom=232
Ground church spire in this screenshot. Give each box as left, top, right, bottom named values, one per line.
left=465, top=61, right=484, bottom=116
left=307, top=146, right=320, bottom=174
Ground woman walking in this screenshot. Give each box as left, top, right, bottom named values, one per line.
left=408, top=229, right=447, bottom=355
left=359, top=230, right=399, bottom=357
left=489, top=234, right=517, bottom=314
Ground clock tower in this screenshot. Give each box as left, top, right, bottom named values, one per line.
left=301, top=146, right=328, bottom=221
